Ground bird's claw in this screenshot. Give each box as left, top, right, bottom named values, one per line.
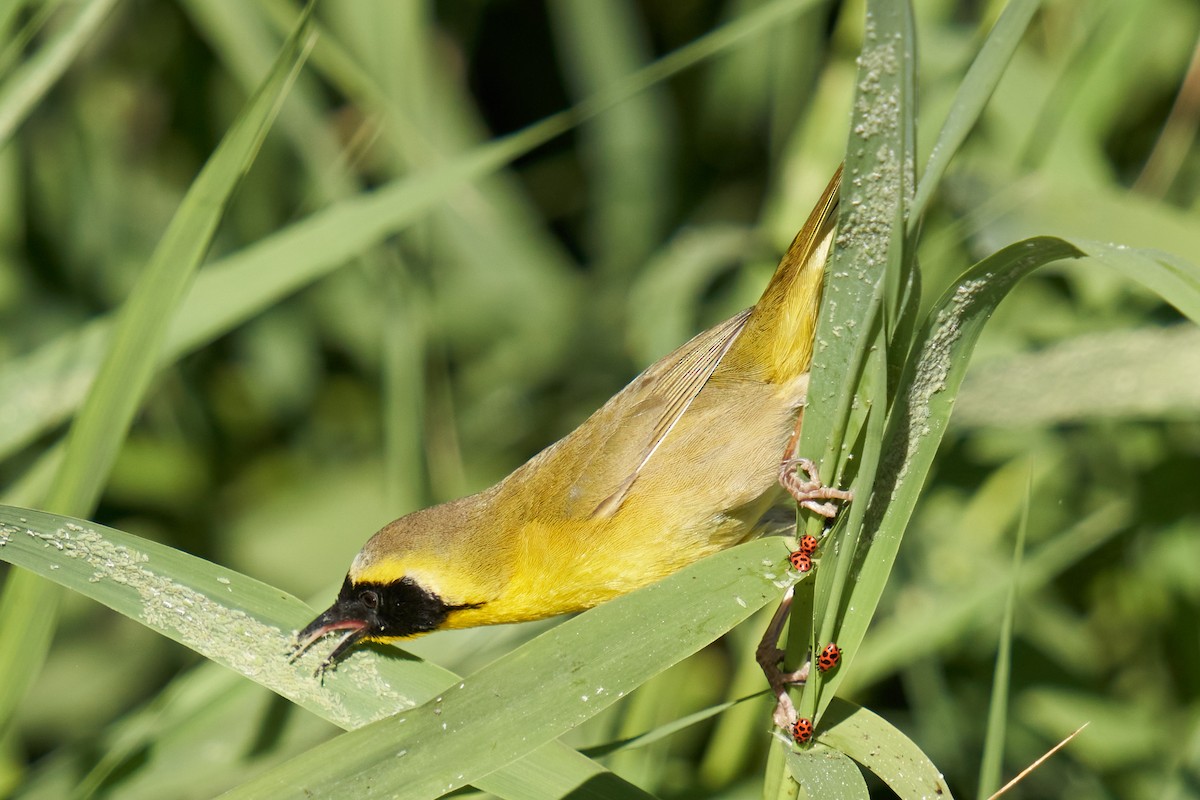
left=778, top=457, right=853, bottom=518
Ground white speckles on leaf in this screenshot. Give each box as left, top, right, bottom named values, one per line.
left=834, top=11, right=905, bottom=290
left=11, top=520, right=412, bottom=727
left=893, top=278, right=988, bottom=490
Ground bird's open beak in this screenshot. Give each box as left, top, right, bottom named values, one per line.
left=291, top=597, right=371, bottom=672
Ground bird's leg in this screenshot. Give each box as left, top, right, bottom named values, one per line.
left=779, top=457, right=853, bottom=517
left=778, top=414, right=853, bottom=517
left=755, top=586, right=811, bottom=729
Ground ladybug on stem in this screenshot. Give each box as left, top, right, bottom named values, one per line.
left=817, top=642, right=842, bottom=673
left=792, top=717, right=814, bottom=744
left=788, top=552, right=813, bottom=572
left=788, top=534, right=820, bottom=572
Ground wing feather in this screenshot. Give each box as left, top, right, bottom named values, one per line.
left=587, top=308, right=751, bottom=518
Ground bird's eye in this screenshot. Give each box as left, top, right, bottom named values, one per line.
left=359, top=589, right=379, bottom=609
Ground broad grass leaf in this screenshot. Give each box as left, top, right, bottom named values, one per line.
left=0, top=505, right=653, bottom=800
left=217, top=537, right=801, bottom=800
left=818, top=698, right=955, bottom=799
left=786, top=743, right=870, bottom=799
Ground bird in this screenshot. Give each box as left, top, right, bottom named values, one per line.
left=293, top=167, right=851, bottom=693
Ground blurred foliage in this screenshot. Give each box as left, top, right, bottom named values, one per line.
left=0, top=0, right=1198, bottom=798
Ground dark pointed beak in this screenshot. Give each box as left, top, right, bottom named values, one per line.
left=290, top=581, right=372, bottom=673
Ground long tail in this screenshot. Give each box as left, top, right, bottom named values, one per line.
left=718, top=165, right=841, bottom=385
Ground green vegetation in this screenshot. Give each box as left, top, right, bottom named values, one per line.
left=0, top=1, right=1197, bottom=798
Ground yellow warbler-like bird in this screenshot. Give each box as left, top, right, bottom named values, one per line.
left=296, top=167, right=849, bottom=677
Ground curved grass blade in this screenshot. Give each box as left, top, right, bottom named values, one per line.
left=0, top=505, right=438, bottom=726
left=813, top=234, right=1200, bottom=724
left=1074, top=240, right=1200, bottom=324
left=0, top=505, right=769, bottom=799
left=217, top=537, right=802, bottom=800
left=0, top=505, right=652, bottom=800
left=808, top=237, right=1084, bottom=724
left=818, top=698, right=955, bottom=799
left=0, top=0, right=120, bottom=148
left=0, top=12, right=313, bottom=736
left=61, top=674, right=651, bottom=800
left=911, top=0, right=1041, bottom=225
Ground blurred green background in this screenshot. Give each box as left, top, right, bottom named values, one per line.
left=1, top=0, right=1198, bottom=797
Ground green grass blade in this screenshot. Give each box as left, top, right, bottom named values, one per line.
left=0, top=0, right=119, bottom=148
left=0, top=506, right=651, bottom=800
left=791, top=0, right=917, bottom=763
left=42, top=20, right=312, bottom=518
left=217, top=538, right=800, bottom=800
left=785, top=744, right=869, bottom=799
left=817, top=698, right=955, bottom=799
left=0, top=12, right=312, bottom=737
left=977, top=471, right=1030, bottom=798
left=911, top=0, right=1041, bottom=225
left=583, top=694, right=752, bottom=758
left=1073, top=241, right=1200, bottom=324
left=954, top=171, right=1200, bottom=259
left=473, top=743, right=658, bottom=800
left=810, top=230, right=1200, bottom=727
left=807, top=238, right=1086, bottom=716
left=988, top=513, right=1028, bottom=749
left=0, top=504, right=445, bottom=724
left=799, top=0, right=912, bottom=472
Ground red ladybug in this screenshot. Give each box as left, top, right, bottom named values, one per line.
left=788, top=552, right=813, bottom=572
left=817, top=642, right=842, bottom=672
left=797, top=534, right=819, bottom=556
left=792, top=717, right=814, bottom=744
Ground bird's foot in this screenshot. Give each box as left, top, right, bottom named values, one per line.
left=778, top=457, right=853, bottom=518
